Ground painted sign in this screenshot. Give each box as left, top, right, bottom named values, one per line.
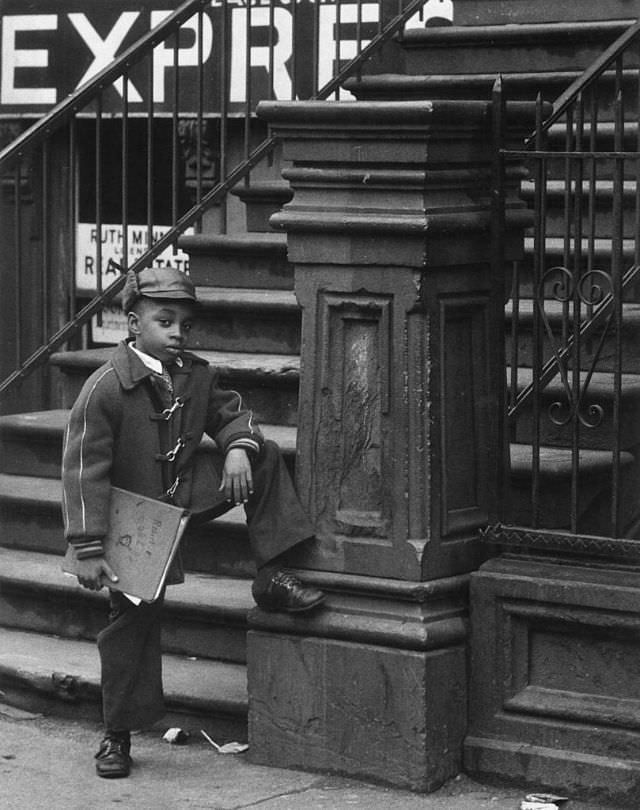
left=75, top=222, right=193, bottom=291
left=0, top=0, right=452, bottom=114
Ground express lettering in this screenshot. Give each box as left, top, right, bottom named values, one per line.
left=0, top=1, right=451, bottom=110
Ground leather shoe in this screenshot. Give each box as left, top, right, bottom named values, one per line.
left=254, top=570, right=325, bottom=613
left=95, top=733, right=132, bottom=778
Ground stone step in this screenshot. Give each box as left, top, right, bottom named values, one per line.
left=505, top=299, right=640, bottom=375
left=0, top=409, right=68, bottom=479
left=352, top=69, right=637, bottom=121
left=508, top=442, right=637, bottom=532
left=0, top=409, right=296, bottom=479
left=400, top=20, right=636, bottom=79
left=519, top=180, right=640, bottom=239
left=49, top=348, right=301, bottom=424
left=230, top=181, right=293, bottom=232
left=507, top=366, right=640, bottom=449
left=179, top=232, right=293, bottom=290
left=514, top=237, right=640, bottom=304
left=191, top=287, right=300, bottom=355
left=451, top=0, right=637, bottom=25
left=347, top=69, right=581, bottom=102
left=0, top=547, right=253, bottom=664
left=0, top=423, right=295, bottom=573
left=0, top=625, right=247, bottom=736
left=0, top=471, right=259, bottom=575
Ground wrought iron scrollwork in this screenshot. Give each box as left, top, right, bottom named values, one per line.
left=537, top=264, right=612, bottom=429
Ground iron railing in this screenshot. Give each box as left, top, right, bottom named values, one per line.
left=0, top=0, right=428, bottom=404
left=492, top=19, right=640, bottom=546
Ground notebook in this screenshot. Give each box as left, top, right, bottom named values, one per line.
left=62, top=486, right=190, bottom=603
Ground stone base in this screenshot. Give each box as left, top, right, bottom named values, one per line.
left=246, top=572, right=469, bottom=791
left=465, top=555, right=640, bottom=806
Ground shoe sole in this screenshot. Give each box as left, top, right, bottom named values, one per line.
left=259, top=594, right=326, bottom=614
left=96, top=756, right=132, bottom=778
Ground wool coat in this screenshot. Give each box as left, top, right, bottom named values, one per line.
left=62, top=340, right=263, bottom=560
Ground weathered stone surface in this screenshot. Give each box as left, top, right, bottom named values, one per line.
left=257, top=100, right=536, bottom=582
left=248, top=629, right=467, bottom=792
left=465, top=555, right=640, bottom=805
left=247, top=98, right=535, bottom=790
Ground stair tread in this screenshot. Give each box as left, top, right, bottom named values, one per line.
left=507, top=366, right=640, bottom=394
left=525, top=236, right=639, bottom=255
left=521, top=180, right=640, bottom=193
left=50, top=348, right=300, bottom=376
left=511, top=442, right=634, bottom=477
left=0, top=546, right=254, bottom=614
left=0, top=626, right=247, bottom=711
left=505, top=299, right=640, bottom=325
left=351, top=71, right=582, bottom=86
left=402, top=19, right=635, bottom=45
left=0, top=416, right=296, bottom=505
left=0, top=411, right=296, bottom=453
left=0, top=409, right=69, bottom=436
left=179, top=232, right=287, bottom=254
left=196, top=287, right=297, bottom=310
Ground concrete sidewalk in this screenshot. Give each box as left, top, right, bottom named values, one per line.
left=0, top=705, right=621, bottom=810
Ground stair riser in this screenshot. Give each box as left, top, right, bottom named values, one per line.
left=507, top=477, right=606, bottom=530
left=512, top=399, right=640, bottom=450
left=0, top=584, right=248, bottom=664
left=56, top=369, right=300, bottom=425
left=0, top=436, right=63, bottom=478
left=509, top=259, right=640, bottom=305
left=351, top=74, right=573, bottom=102
left=183, top=522, right=255, bottom=579
left=506, top=324, right=640, bottom=376
left=452, top=0, right=638, bottom=25
left=0, top=500, right=262, bottom=579
left=0, top=502, right=65, bottom=554
left=520, top=197, right=640, bottom=241
left=190, top=310, right=300, bottom=355
left=404, top=35, right=635, bottom=78
left=188, top=252, right=293, bottom=290
left=508, top=452, right=640, bottom=534
left=540, top=153, right=640, bottom=181
left=0, top=669, right=246, bottom=739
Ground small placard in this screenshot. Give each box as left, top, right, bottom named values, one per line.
left=75, top=223, right=192, bottom=293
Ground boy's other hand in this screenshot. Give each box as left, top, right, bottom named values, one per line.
left=76, top=557, right=119, bottom=591
left=220, top=448, right=254, bottom=505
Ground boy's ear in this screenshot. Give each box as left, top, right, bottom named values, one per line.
left=127, top=311, right=141, bottom=334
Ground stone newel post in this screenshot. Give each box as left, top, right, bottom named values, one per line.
left=246, top=100, right=530, bottom=790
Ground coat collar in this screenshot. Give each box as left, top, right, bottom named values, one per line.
left=111, top=340, right=206, bottom=390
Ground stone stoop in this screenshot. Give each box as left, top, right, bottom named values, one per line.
left=50, top=347, right=300, bottom=425
left=351, top=19, right=637, bottom=103
left=0, top=177, right=303, bottom=726
left=0, top=409, right=296, bottom=729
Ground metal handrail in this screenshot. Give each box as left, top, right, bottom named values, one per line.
left=0, top=0, right=210, bottom=170
left=537, top=17, right=640, bottom=136
left=0, top=0, right=428, bottom=398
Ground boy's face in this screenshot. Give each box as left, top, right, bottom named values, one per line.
left=127, top=298, right=195, bottom=363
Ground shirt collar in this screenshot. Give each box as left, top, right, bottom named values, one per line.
left=128, top=343, right=183, bottom=374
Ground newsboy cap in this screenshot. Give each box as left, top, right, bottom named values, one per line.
left=122, top=266, right=197, bottom=312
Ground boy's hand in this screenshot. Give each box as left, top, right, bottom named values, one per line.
left=220, top=448, right=254, bottom=505
left=75, top=557, right=119, bottom=591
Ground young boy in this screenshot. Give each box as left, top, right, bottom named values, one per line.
left=62, top=266, right=324, bottom=779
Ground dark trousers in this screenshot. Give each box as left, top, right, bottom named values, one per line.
left=98, top=590, right=165, bottom=731
left=98, top=439, right=313, bottom=731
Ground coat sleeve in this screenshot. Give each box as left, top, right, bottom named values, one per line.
left=203, top=371, right=263, bottom=457
left=61, top=366, right=121, bottom=559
